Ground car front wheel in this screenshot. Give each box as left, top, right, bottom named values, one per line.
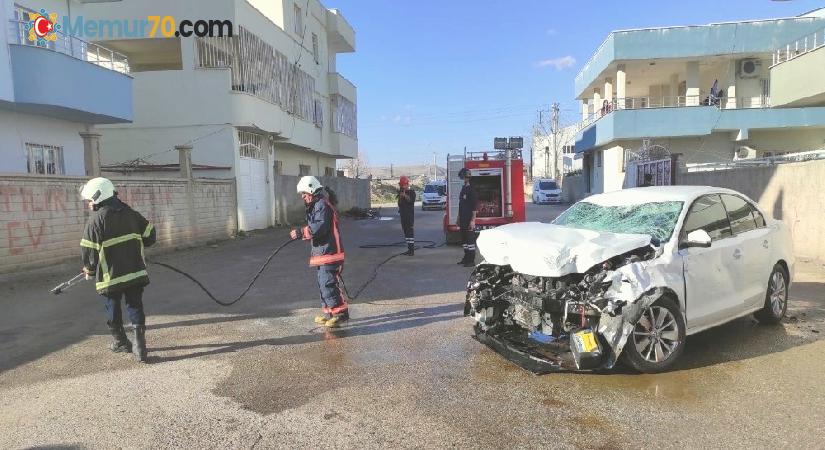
left=754, top=264, right=788, bottom=325
left=620, top=295, right=686, bottom=373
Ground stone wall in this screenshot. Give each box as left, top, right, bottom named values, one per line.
left=0, top=175, right=237, bottom=274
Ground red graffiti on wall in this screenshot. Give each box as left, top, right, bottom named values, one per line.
left=6, top=221, right=46, bottom=256
left=2, top=186, right=77, bottom=256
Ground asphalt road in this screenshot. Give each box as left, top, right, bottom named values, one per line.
left=1, top=202, right=824, bottom=448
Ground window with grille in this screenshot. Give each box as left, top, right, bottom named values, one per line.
left=596, top=150, right=602, bottom=168
left=312, top=33, right=319, bottom=64
left=313, top=99, right=324, bottom=128
left=195, top=28, right=317, bottom=122
left=331, top=94, right=357, bottom=138
left=238, top=131, right=267, bottom=159
left=294, top=4, right=303, bottom=36
left=273, top=160, right=283, bottom=175
left=299, top=164, right=311, bottom=176
left=26, top=143, right=64, bottom=175
left=324, top=167, right=335, bottom=177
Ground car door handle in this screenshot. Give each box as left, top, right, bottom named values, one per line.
left=733, top=249, right=742, bottom=259
left=762, top=240, right=770, bottom=249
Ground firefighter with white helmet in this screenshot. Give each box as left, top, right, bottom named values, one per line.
left=289, top=176, right=349, bottom=327
left=79, top=177, right=157, bottom=362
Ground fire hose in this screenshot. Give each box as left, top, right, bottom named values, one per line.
left=50, top=238, right=446, bottom=306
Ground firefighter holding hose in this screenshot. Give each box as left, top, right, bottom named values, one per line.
left=290, top=176, right=349, bottom=328
left=79, top=177, right=156, bottom=363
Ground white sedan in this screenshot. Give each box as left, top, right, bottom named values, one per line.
left=465, top=186, right=794, bottom=373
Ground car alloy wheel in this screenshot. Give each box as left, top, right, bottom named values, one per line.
left=755, top=264, right=788, bottom=325
left=632, top=306, right=680, bottom=364
left=769, top=271, right=787, bottom=317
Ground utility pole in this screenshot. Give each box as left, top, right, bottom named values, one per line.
left=390, top=163, right=394, bottom=178
left=432, top=152, right=437, bottom=179
left=551, top=102, right=560, bottom=180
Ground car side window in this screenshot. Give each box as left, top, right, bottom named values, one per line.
left=682, top=194, right=733, bottom=242
left=752, top=206, right=766, bottom=227
left=721, top=194, right=757, bottom=235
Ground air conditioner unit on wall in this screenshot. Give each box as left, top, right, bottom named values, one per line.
left=735, top=146, right=758, bottom=160
left=739, top=58, right=761, bottom=79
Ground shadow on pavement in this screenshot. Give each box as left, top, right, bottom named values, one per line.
left=671, top=280, right=825, bottom=371
left=149, top=303, right=462, bottom=364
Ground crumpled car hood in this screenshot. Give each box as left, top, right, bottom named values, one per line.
left=476, top=222, right=652, bottom=277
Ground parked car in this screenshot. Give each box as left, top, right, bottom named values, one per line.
left=421, top=181, right=447, bottom=210
left=532, top=179, right=562, bottom=204
left=466, top=186, right=794, bottom=373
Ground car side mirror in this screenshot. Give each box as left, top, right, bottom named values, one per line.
left=682, top=229, right=712, bottom=249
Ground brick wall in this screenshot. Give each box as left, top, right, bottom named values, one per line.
left=0, top=175, right=237, bottom=274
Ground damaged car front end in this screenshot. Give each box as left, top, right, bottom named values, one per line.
left=465, top=200, right=687, bottom=374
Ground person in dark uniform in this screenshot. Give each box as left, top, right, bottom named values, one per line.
left=456, top=168, right=478, bottom=267
left=79, top=177, right=157, bottom=363
left=397, top=175, right=416, bottom=256
left=290, top=176, right=349, bottom=328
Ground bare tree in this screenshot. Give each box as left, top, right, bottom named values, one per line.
left=341, top=150, right=369, bottom=178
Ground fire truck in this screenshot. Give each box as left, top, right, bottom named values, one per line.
left=444, top=145, right=526, bottom=244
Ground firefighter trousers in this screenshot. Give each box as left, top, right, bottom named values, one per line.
left=401, top=214, right=414, bottom=247
left=317, top=263, right=348, bottom=318
left=101, top=286, right=145, bottom=328
left=460, top=226, right=477, bottom=253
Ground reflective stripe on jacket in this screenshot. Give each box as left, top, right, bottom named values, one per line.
left=81, top=198, right=157, bottom=295
left=301, top=192, right=344, bottom=267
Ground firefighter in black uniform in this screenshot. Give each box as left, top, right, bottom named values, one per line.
left=80, top=177, right=157, bottom=363
left=456, top=168, right=479, bottom=267
left=397, top=175, right=416, bottom=256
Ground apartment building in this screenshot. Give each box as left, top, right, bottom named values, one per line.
left=83, top=0, right=357, bottom=230
left=0, top=0, right=132, bottom=176
left=573, top=8, right=825, bottom=195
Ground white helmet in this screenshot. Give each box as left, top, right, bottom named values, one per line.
left=80, top=177, right=116, bottom=204
left=296, top=176, right=323, bottom=195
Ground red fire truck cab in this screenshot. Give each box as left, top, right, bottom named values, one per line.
left=444, top=149, right=525, bottom=244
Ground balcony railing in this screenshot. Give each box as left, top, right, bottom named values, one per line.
left=7, top=20, right=129, bottom=74
left=772, top=28, right=825, bottom=67
left=572, top=94, right=771, bottom=132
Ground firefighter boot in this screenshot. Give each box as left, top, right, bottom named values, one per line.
left=403, top=243, right=415, bottom=256
left=108, top=324, right=132, bottom=353
left=324, top=312, right=350, bottom=328
left=314, top=314, right=331, bottom=324
left=457, top=250, right=469, bottom=265
left=462, top=250, right=476, bottom=267
left=132, top=325, right=148, bottom=363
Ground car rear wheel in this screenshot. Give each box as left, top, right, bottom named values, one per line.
left=620, top=295, right=686, bottom=373
left=754, top=264, right=788, bottom=325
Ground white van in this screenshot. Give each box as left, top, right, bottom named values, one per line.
left=421, top=180, right=447, bottom=210
left=532, top=179, right=562, bottom=204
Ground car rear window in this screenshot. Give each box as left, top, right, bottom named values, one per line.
left=721, top=194, right=758, bottom=235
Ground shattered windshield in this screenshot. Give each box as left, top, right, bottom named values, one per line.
left=552, top=201, right=683, bottom=243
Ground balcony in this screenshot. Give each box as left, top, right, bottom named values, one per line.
left=770, top=28, right=825, bottom=107
left=6, top=20, right=132, bottom=123
left=328, top=72, right=356, bottom=102
left=575, top=93, right=771, bottom=133
left=326, top=9, right=355, bottom=53
left=574, top=101, right=825, bottom=153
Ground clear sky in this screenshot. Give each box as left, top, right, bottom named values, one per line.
left=322, top=0, right=824, bottom=167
